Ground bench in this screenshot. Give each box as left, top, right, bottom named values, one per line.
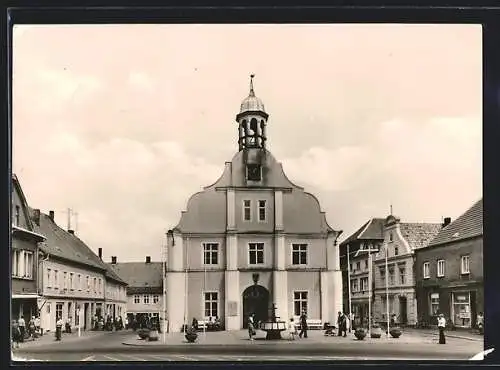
left=294, top=319, right=323, bottom=330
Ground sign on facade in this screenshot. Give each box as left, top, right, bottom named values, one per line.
left=228, top=301, right=238, bottom=316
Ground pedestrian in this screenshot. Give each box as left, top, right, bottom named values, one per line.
left=55, top=316, right=63, bottom=341
left=18, top=316, right=26, bottom=342
left=12, top=320, right=21, bottom=349
left=337, top=312, right=346, bottom=337
left=192, top=317, right=199, bottom=331
left=28, top=316, right=36, bottom=339
left=298, top=310, right=308, bottom=338
left=437, top=313, right=446, bottom=344
left=247, top=314, right=255, bottom=341
left=477, top=312, right=484, bottom=334
left=288, top=318, right=298, bottom=340
left=35, top=316, right=41, bottom=336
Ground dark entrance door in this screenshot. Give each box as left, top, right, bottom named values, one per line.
left=399, top=296, right=407, bottom=325
left=242, top=285, right=270, bottom=329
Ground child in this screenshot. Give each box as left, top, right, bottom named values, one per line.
left=288, top=318, right=298, bottom=340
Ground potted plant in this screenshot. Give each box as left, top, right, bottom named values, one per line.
left=354, top=327, right=367, bottom=340
left=137, top=328, right=150, bottom=340
left=148, top=329, right=159, bottom=341
left=389, top=327, right=402, bottom=338
left=185, top=326, right=198, bottom=343
left=370, top=324, right=382, bottom=338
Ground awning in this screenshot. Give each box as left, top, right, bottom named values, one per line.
left=12, top=294, right=41, bottom=299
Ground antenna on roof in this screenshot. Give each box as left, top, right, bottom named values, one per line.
left=63, top=208, right=79, bottom=233
left=390, top=203, right=393, bottom=216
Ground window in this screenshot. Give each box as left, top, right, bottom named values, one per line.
left=153, top=295, right=159, bottom=304
left=98, top=278, right=101, bottom=294
left=93, top=277, right=97, bottom=293
left=430, top=293, right=440, bottom=315
left=247, top=164, right=262, bottom=181
left=243, top=200, right=252, bottom=221
left=14, top=205, right=20, bottom=226
left=461, top=255, right=470, bottom=274
left=78, top=274, right=82, bottom=291
left=11, top=250, right=33, bottom=279
left=143, top=295, right=150, bottom=304
left=204, top=292, right=218, bottom=318
left=351, top=279, right=358, bottom=292
left=86, top=276, right=90, bottom=291
left=134, top=295, right=140, bottom=304
left=349, top=263, right=353, bottom=272
left=47, top=268, right=52, bottom=287
left=437, top=259, right=445, bottom=277
left=258, top=200, right=267, bottom=221
left=380, top=268, right=386, bottom=283
left=389, top=269, right=395, bottom=285
left=203, top=243, right=219, bottom=265
left=423, top=262, right=430, bottom=279
left=11, top=250, right=19, bottom=277
left=56, top=303, right=63, bottom=320
left=24, top=252, right=33, bottom=278
left=399, top=266, right=406, bottom=284
left=356, top=262, right=361, bottom=270
left=364, top=260, right=368, bottom=269
left=54, top=270, right=59, bottom=289
left=249, top=243, right=264, bottom=264
left=293, top=291, right=308, bottom=316
left=292, top=244, right=308, bottom=265
left=360, top=277, right=368, bottom=291
left=70, top=273, right=74, bottom=290
left=394, top=247, right=399, bottom=256
left=389, top=233, right=393, bottom=242
left=63, top=272, right=67, bottom=289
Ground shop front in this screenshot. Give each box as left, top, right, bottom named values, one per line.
left=451, top=291, right=472, bottom=328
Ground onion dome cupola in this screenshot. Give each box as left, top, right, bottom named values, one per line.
left=236, top=74, right=269, bottom=151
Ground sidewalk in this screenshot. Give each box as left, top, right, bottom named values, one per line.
left=122, top=329, right=445, bottom=347
left=403, top=328, right=483, bottom=342
left=13, top=330, right=110, bottom=350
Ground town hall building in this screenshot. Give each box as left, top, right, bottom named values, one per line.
left=165, top=76, right=344, bottom=332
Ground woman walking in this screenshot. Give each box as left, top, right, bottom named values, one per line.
left=248, top=314, right=255, bottom=341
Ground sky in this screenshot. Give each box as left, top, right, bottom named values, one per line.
left=12, top=24, right=482, bottom=262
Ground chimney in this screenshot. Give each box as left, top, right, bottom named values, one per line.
left=111, top=256, right=117, bottom=264
left=98, top=248, right=102, bottom=260
left=146, top=256, right=151, bottom=263
left=442, top=217, right=452, bottom=228
left=32, top=209, right=41, bottom=226
left=68, top=230, right=75, bottom=235
left=49, top=210, right=55, bottom=222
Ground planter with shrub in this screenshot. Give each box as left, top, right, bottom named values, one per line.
left=185, top=327, right=198, bottom=343
left=148, top=329, right=159, bottom=341
left=370, top=324, right=382, bottom=338
left=354, top=327, right=367, bottom=340
left=137, top=328, right=150, bottom=340
left=389, top=327, right=402, bottom=338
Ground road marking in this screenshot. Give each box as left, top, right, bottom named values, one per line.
left=101, top=355, right=121, bottom=361
left=121, top=354, right=147, bottom=361
left=147, top=355, right=175, bottom=361
left=172, top=355, right=197, bottom=361
left=81, top=355, right=95, bottom=361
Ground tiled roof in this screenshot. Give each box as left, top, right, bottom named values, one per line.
left=35, top=212, right=106, bottom=271
left=428, top=199, right=483, bottom=247
left=108, top=262, right=163, bottom=289
left=399, top=222, right=442, bottom=250
left=340, top=218, right=385, bottom=246
left=103, top=264, right=127, bottom=285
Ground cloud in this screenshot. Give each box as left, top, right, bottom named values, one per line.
left=128, top=71, right=154, bottom=91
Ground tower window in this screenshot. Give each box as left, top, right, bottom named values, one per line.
left=243, top=200, right=252, bottom=221
left=247, top=164, right=261, bottom=181
left=258, top=200, right=266, bottom=221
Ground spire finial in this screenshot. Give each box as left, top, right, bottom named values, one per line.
left=249, top=74, right=255, bottom=96
left=390, top=204, right=393, bottom=215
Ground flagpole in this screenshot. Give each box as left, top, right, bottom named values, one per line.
left=184, top=237, right=188, bottom=334
left=203, top=260, right=207, bottom=339
left=162, top=239, right=166, bottom=343
left=347, top=244, right=352, bottom=332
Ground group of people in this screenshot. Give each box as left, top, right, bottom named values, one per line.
left=11, top=316, right=42, bottom=348
left=191, top=316, right=223, bottom=332
left=92, top=315, right=125, bottom=331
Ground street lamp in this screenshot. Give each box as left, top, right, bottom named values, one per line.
left=355, top=244, right=379, bottom=336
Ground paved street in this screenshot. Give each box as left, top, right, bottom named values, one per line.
left=12, top=329, right=484, bottom=362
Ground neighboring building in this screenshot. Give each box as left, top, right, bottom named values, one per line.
left=415, top=199, right=483, bottom=329
left=109, top=257, right=164, bottom=325
left=103, top=263, right=128, bottom=320
left=372, top=216, right=441, bottom=326
left=165, top=76, right=343, bottom=333
left=34, top=210, right=108, bottom=332
left=339, top=218, right=386, bottom=327
left=11, top=175, right=46, bottom=321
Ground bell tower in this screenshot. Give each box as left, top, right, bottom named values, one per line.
left=236, top=74, right=269, bottom=151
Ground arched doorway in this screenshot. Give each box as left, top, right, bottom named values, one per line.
left=242, top=285, right=270, bottom=328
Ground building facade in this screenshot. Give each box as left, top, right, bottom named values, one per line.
left=109, top=257, right=164, bottom=326
left=34, top=211, right=108, bottom=332
left=104, top=264, right=128, bottom=320
left=11, top=175, right=46, bottom=321
left=372, top=216, right=441, bottom=326
left=415, top=199, right=483, bottom=329
left=165, top=76, right=343, bottom=332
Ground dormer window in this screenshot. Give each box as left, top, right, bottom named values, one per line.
left=247, top=164, right=262, bottom=181
left=389, top=233, right=393, bottom=242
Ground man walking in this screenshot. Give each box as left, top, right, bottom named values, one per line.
left=18, top=316, right=26, bottom=342
left=298, top=310, right=308, bottom=339
left=437, top=313, right=446, bottom=344
left=337, top=312, right=347, bottom=337
left=55, top=316, right=63, bottom=341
